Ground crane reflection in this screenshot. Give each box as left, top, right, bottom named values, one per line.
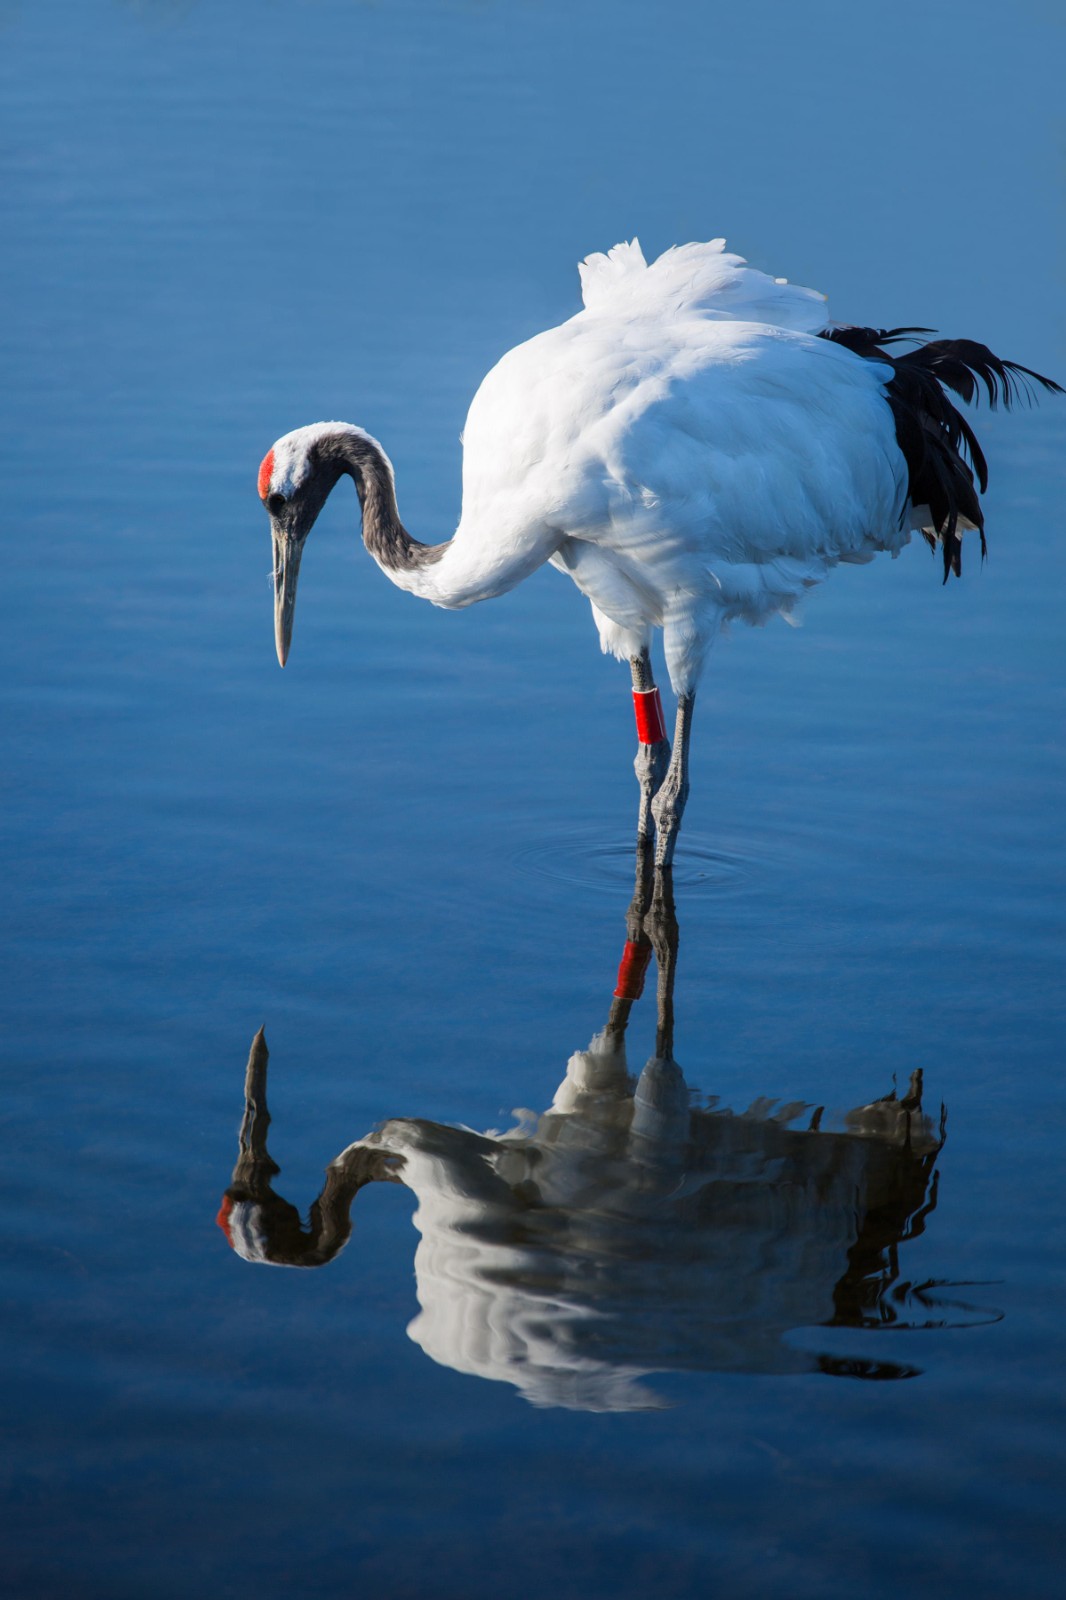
left=217, top=859, right=992, bottom=1410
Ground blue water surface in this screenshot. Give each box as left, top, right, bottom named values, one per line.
left=2, top=2, right=1065, bottom=1596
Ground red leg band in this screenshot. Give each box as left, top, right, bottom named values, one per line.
left=633, top=687, right=667, bottom=744
left=614, top=939, right=653, bottom=1000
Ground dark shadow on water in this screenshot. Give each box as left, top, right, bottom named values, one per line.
left=217, top=857, right=1000, bottom=1411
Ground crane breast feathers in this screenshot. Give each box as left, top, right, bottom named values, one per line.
left=578, top=238, right=829, bottom=333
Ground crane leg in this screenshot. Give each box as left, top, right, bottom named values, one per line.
left=629, top=650, right=671, bottom=848
left=651, top=692, right=695, bottom=869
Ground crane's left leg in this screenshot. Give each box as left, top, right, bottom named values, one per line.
left=630, top=649, right=671, bottom=848
left=651, top=692, right=695, bottom=870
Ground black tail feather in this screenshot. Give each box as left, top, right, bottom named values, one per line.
left=820, top=325, right=1062, bottom=582
left=898, top=340, right=1063, bottom=411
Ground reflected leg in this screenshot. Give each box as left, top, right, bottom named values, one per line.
left=605, top=837, right=656, bottom=1041
left=646, top=868, right=679, bottom=1062
left=605, top=845, right=680, bottom=1064
left=633, top=869, right=688, bottom=1135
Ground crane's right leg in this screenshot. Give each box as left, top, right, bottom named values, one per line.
left=630, top=649, right=671, bottom=849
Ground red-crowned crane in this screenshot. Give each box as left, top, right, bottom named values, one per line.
left=258, top=238, right=1060, bottom=866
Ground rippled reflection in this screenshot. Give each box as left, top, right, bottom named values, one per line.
left=218, top=861, right=996, bottom=1410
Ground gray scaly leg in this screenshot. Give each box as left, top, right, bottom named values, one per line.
left=651, top=692, right=695, bottom=869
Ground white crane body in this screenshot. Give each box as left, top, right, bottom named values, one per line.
left=259, top=237, right=1059, bottom=863
left=465, top=320, right=909, bottom=689
left=376, top=241, right=911, bottom=691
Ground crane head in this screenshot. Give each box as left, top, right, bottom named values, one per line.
left=257, top=429, right=343, bottom=666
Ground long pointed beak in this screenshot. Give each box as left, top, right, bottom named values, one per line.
left=272, top=528, right=304, bottom=667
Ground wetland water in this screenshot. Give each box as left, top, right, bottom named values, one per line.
left=2, top=2, right=1065, bottom=1595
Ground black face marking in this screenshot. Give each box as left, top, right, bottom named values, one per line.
left=820, top=325, right=1063, bottom=581
left=267, top=493, right=286, bottom=516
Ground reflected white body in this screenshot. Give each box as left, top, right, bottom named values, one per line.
left=346, top=1035, right=937, bottom=1411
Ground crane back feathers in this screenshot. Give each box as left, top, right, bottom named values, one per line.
left=577, top=240, right=1062, bottom=583
left=820, top=326, right=1064, bottom=580
left=579, top=236, right=828, bottom=334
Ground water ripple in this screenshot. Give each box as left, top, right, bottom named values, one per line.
left=510, top=829, right=759, bottom=896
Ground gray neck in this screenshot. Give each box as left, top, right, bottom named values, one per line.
left=317, top=429, right=447, bottom=572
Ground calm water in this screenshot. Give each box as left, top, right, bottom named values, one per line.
left=2, top=1, right=1065, bottom=1595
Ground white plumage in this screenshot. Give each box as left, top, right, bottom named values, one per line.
left=260, top=237, right=1058, bottom=862
left=373, top=238, right=905, bottom=686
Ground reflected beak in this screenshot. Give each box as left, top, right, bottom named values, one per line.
left=272, top=528, right=304, bottom=667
